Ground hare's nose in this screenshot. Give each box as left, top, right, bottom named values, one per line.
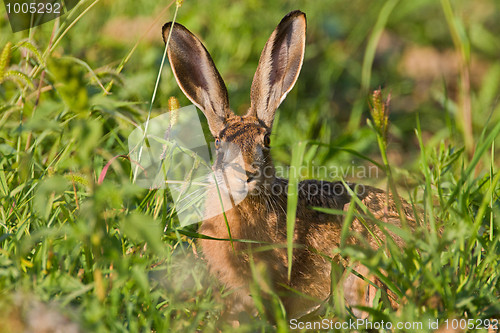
left=246, top=172, right=257, bottom=182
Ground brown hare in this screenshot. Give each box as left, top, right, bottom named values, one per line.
left=162, top=10, right=415, bottom=323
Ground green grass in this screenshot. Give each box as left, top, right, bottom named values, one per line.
left=1, top=0, right=499, bottom=332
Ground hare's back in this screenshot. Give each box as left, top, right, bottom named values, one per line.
left=293, top=179, right=413, bottom=247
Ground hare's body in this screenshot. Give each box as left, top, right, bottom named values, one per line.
left=163, top=11, right=415, bottom=322
left=200, top=175, right=412, bottom=318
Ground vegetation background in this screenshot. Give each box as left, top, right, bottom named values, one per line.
left=0, top=0, right=499, bottom=331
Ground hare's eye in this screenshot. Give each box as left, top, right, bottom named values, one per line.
left=263, top=134, right=271, bottom=148
left=214, top=138, right=221, bottom=150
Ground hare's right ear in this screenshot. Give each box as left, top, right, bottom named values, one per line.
left=162, top=22, right=232, bottom=136
left=247, top=10, right=306, bottom=129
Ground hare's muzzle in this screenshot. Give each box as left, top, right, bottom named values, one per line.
left=210, top=144, right=250, bottom=200
left=245, top=172, right=260, bottom=194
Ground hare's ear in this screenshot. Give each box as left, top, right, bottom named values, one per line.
left=163, top=22, right=232, bottom=136
left=247, top=10, right=306, bottom=129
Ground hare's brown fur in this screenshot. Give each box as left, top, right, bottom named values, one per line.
left=200, top=169, right=414, bottom=318
left=163, top=10, right=415, bottom=322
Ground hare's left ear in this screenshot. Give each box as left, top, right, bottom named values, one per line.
left=163, top=22, right=232, bottom=136
left=247, top=10, right=306, bottom=129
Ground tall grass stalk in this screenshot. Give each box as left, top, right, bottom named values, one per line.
left=132, top=2, right=180, bottom=183
left=440, top=0, right=473, bottom=155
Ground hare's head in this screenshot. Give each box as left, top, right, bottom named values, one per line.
left=163, top=11, right=306, bottom=198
